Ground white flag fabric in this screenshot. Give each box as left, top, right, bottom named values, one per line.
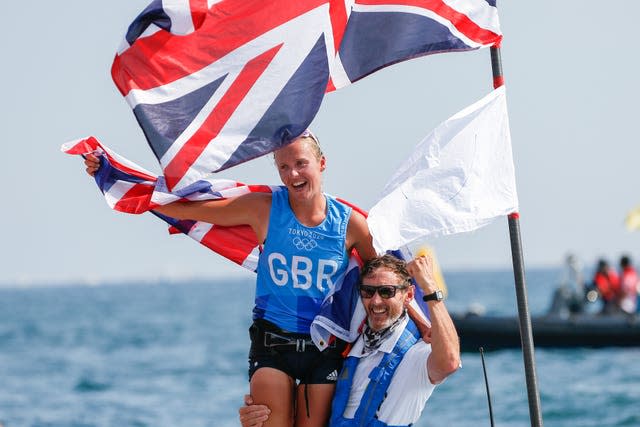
left=367, top=86, right=518, bottom=252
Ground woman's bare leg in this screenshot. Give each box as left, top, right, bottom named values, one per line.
left=250, top=367, right=295, bottom=427
left=295, top=383, right=335, bottom=427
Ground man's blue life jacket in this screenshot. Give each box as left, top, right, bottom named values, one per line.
left=330, top=320, right=420, bottom=427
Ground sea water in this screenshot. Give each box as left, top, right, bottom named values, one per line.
left=1, top=269, right=639, bottom=427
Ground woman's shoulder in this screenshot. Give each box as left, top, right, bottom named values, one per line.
left=346, top=210, right=377, bottom=261
left=347, top=208, right=367, bottom=225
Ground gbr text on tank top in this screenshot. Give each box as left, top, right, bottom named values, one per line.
left=255, top=188, right=351, bottom=333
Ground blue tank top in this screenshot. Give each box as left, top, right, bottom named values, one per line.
left=254, top=187, right=351, bottom=333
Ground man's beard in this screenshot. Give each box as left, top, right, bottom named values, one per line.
left=362, top=309, right=407, bottom=355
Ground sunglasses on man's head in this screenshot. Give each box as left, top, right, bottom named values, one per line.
left=359, top=284, right=408, bottom=299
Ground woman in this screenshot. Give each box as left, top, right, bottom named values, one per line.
left=85, top=131, right=377, bottom=427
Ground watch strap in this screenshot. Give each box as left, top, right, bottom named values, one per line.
left=422, top=290, right=444, bottom=302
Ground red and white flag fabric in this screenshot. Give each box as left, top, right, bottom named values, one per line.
left=112, top=0, right=502, bottom=191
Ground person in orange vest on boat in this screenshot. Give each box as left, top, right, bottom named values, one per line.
left=592, top=258, right=621, bottom=314
left=618, top=255, right=639, bottom=314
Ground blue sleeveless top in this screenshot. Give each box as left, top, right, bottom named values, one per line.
left=254, top=187, right=351, bottom=333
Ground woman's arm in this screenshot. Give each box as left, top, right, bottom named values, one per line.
left=346, top=211, right=377, bottom=262
left=152, top=192, right=271, bottom=241
left=84, top=153, right=271, bottom=242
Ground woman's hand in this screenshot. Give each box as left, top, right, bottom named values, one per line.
left=84, top=153, right=101, bottom=176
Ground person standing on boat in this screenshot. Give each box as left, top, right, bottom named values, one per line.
left=239, top=254, right=461, bottom=427
left=550, top=253, right=587, bottom=315
left=618, top=255, right=638, bottom=314
left=591, top=259, right=621, bottom=314
left=85, top=130, right=378, bottom=427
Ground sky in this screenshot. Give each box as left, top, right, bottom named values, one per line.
left=3, top=1, right=640, bottom=286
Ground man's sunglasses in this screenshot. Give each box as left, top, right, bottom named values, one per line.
left=359, top=284, right=408, bottom=299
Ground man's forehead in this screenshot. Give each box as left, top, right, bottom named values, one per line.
left=362, top=268, right=401, bottom=283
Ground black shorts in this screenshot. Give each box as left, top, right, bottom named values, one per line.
left=248, top=319, right=346, bottom=384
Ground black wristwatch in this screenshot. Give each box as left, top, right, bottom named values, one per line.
left=422, top=290, right=444, bottom=302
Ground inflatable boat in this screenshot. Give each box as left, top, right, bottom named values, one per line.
left=451, top=311, right=640, bottom=352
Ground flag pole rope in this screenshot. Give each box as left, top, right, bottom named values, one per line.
left=490, top=44, right=544, bottom=427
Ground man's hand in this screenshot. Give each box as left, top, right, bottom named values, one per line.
left=239, top=394, right=271, bottom=427
left=407, top=255, right=438, bottom=294
left=84, top=153, right=101, bottom=176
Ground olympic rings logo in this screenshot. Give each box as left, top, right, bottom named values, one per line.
left=293, top=237, right=318, bottom=251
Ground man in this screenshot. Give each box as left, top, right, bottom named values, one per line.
left=619, top=255, right=639, bottom=314
left=592, top=259, right=621, bottom=314
left=239, top=254, right=460, bottom=427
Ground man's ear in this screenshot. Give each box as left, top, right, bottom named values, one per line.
left=404, top=285, right=415, bottom=305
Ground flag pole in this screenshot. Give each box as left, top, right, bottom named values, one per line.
left=490, top=45, right=544, bottom=427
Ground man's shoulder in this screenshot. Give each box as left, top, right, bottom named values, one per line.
left=393, top=341, right=431, bottom=385
left=408, top=339, right=431, bottom=355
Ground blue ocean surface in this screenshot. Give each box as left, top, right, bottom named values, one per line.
left=1, top=269, right=639, bottom=427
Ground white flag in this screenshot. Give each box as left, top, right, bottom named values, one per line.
left=367, top=86, right=518, bottom=252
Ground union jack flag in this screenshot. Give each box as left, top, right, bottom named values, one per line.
left=113, top=0, right=501, bottom=191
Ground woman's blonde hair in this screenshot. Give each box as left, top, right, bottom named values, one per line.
left=273, top=129, right=323, bottom=160
left=298, top=129, right=323, bottom=159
